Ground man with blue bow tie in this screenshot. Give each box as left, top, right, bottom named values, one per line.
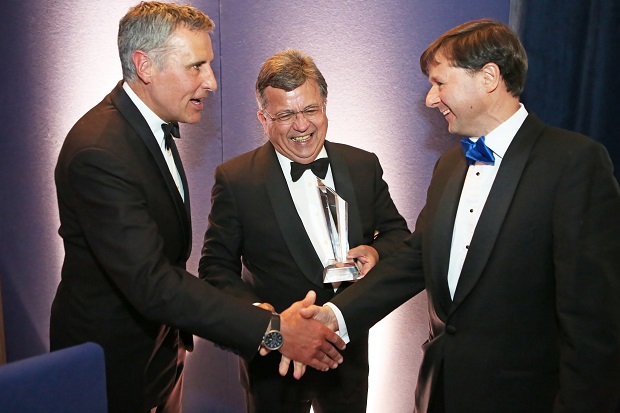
left=305, top=19, right=620, bottom=413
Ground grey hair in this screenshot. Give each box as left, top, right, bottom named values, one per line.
left=118, top=1, right=214, bottom=81
left=255, top=49, right=328, bottom=110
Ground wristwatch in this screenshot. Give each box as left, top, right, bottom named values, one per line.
left=262, top=313, right=284, bottom=350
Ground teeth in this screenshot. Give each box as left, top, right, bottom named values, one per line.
left=442, top=109, right=451, bottom=116
left=291, top=134, right=311, bottom=142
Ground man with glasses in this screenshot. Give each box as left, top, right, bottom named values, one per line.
left=199, top=49, right=410, bottom=413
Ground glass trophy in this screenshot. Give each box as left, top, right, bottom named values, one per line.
left=317, top=179, right=360, bottom=282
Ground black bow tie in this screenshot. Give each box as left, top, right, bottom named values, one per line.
left=161, top=122, right=180, bottom=150
left=290, top=158, right=329, bottom=182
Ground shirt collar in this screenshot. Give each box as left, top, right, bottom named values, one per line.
left=122, top=82, right=168, bottom=148
left=472, top=103, right=528, bottom=159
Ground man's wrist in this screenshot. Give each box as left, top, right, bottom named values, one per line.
left=261, top=313, right=283, bottom=350
left=324, top=302, right=350, bottom=344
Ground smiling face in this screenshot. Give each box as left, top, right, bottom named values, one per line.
left=257, top=80, right=328, bottom=164
left=142, top=26, right=217, bottom=124
left=425, top=53, right=489, bottom=137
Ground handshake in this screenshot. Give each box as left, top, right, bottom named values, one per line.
left=257, top=290, right=343, bottom=380
left=255, top=245, right=378, bottom=378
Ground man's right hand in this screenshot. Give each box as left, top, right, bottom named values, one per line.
left=278, top=301, right=341, bottom=379
left=277, top=291, right=345, bottom=373
left=300, top=302, right=339, bottom=331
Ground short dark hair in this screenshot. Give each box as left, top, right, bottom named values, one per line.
left=420, top=19, right=528, bottom=97
left=255, top=49, right=328, bottom=109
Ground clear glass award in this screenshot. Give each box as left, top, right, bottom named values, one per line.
left=317, top=179, right=360, bottom=282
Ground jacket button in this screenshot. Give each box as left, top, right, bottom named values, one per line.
left=446, top=325, right=457, bottom=335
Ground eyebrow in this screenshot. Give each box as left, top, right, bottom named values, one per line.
left=189, top=60, right=209, bottom=68
left=276, top=104, right=321, bottom=114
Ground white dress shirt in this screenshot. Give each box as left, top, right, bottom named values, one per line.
left=122, top=82, right=184, bottom=201
left=275, top=148, right=336, bottom=268
left=447, top=104, right=528, bottom=297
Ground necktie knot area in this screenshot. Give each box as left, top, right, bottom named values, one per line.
left=290, top=158, right=329, bottom=182
left=460, top=136, right=495, bottom=166
left=161, top=122, right=180, bottom=150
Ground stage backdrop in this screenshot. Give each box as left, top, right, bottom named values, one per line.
left=513, top=0, right=620, bottom=183
left=1, top=1, right=507, bottom=412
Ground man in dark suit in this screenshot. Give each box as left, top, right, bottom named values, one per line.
left=51, top=4, right=344, bottom=413
left=199, top=49, right=410, bottom=413
left=304, top=19, right=620, bottom=413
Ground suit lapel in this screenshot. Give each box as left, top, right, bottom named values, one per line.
left=110, top=82, right=192, bottom=257
left=260, top=143, right=325, bottom=285
left=430, top=149, right=468, bottom=316
left=168, top=139, right=192, bottom=256
left=325, top=141, right=363, bottom=248
left=451, top=115, right=544, bottom=310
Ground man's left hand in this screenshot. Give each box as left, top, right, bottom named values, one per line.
left=348, top=244, right=379, bottom=277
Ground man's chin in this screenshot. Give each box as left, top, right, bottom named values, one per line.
left=181, top=114, right=202, bottom=125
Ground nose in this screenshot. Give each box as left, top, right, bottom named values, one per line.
left=291, top=111, right=310, bottom=130
left=426, top=85, right=439, bottom=108
left=202, top=65, right=218, bottom=91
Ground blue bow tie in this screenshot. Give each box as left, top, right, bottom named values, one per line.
left=460, top=136, right=495, bottom=166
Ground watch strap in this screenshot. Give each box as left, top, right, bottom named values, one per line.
left=269, top=313, right=280, bottom=332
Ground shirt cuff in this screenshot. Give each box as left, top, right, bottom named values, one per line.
left=324, top=302, right=350, bottom=344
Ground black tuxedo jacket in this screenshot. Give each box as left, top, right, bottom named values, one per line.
left=51, top=82, right=270, bottom=412
left=331, top=114, right=620, bottom=413
left=199, top=140, right=410, bottom=395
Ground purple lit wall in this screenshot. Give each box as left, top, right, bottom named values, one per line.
left=0, top=1, right=508, bottom=412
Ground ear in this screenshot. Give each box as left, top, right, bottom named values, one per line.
left=132, top=50, right=153, bottom=84
left=257, top=110, right=269, bottom=134
left=480, top=62, right=501, bottom=93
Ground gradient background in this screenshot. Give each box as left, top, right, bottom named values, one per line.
left=1, top=0, right=581, bottom=411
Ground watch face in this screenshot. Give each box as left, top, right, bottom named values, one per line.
left=263, top=331, right=283, bottom=350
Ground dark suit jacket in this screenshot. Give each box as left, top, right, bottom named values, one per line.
left=51, top=82, right=271, bottom=412
left=331, top=114, right=620, bottom=413
left=199, top=140, right=410, bottom=398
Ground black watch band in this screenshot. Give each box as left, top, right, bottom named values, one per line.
left=262, top=313, right=283, bottom=351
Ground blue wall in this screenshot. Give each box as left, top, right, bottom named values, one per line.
left=0, top=1, right=509, bottom=412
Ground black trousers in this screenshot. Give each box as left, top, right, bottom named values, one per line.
left=428, top=364, right=445, bottom=413
left=147, top=345, right=186, bottom=413
left=242, top=339, right=369, bottom=413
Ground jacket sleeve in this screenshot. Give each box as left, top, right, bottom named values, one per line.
left=551, top=141, right=620, bottom=412
left=331, top=230, right=425, bottom=342
left=365, top=153, right=411, bottom=258
left=66, top=148, right=270, bottom=359
left=198, top=164, right=261, bottom=303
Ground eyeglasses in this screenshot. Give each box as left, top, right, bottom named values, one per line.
left=262, top=103, right=325, bottom=125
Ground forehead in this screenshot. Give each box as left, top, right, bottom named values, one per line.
left=427, top=55, right=476, bottom=84
left=427, top=53, right=452, bottom=75
left=166, top=27, right=213, bottom=61
left=264, top=80, right=322, bottom=109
